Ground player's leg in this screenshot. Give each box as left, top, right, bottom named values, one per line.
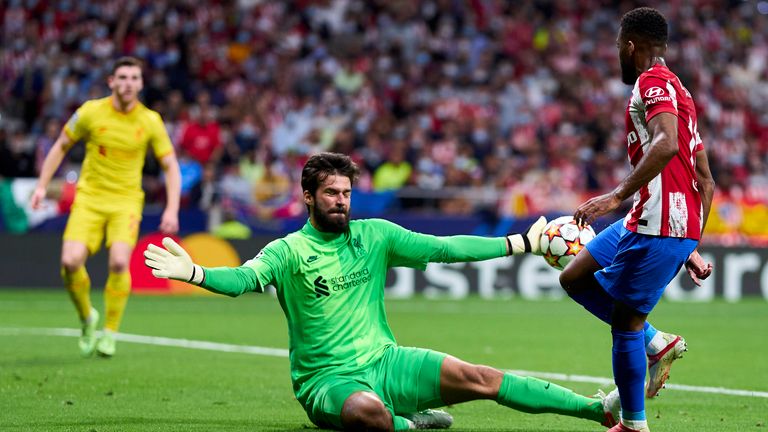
left=61, top=240, right=91, bottom=321
left=301, top=373, right=410, bottom=431
left=96, top=241, right=132, bottom=357
left=438, top=355, right=616, bottom=425
left=561, top=219, right=625, bottom=324
left=341, top=392, right=397, bottom=431
left=561, top=220, right=667, bottom=362
left=62, top=200, right=105, bottom=356
left=97, top=204, right=141, bottom=357
left=375, top=346, right=616, bottom=427
left=370, top=346, right=453, bottom=430
left=610, top=301, right=649, bottom=431
left=61, top=240, right=100, bottom=357
left=599, top=233, right=697, bottom=430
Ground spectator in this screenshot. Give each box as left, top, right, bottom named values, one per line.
left=179, top=105, right=222, bottom=166
left=372, top=143, right=412, bottom=192
left=1, top=0, right=767, bottom=242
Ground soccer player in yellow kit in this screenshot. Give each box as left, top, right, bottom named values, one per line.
left=31, top=56, right=181, bottom=357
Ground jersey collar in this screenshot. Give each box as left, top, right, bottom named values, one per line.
left=302, top=219, right=349, bottom=246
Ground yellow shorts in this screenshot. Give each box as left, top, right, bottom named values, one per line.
left=63, top=195, right=143, bottom=254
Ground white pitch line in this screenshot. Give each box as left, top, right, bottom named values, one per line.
left=2, top=327, right=767, bottom=399
left=0, top=326, right=289, bottom=357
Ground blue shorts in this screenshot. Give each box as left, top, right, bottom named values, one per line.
left=585, top=219, right=698, bottom=314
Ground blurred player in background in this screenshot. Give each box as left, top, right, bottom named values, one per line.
left=31, top=56, right=181, bottom=358
left=144, top=152, right=621, bottom=431
left=558, top=8, right=715, bottom=432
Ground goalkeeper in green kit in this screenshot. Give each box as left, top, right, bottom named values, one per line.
left=144, top=152, right=619, bottom=431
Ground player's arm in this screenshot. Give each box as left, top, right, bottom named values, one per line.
left=30, top=130, right=74, bottom=209
left=686, top=148, right=716, bottom=285
left=143, top=237, right=262, bottom=297
left=694, top=148, right=715, bottom=235
left=574, top=112, right=678, bottom=226
left=381, top=218, right=546, bottom=269
left=158, top=152, right=181, bottom=234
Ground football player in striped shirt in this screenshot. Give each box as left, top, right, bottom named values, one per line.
left=560, top=7, right=715, bottom=432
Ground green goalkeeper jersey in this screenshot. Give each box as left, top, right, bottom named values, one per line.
left=202, top=218, right=507, bottom=401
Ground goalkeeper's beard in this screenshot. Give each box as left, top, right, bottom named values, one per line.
left=313, top=206, right=350, bottom=233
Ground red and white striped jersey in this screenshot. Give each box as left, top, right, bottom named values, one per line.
left=623, top=64, right=704, bottom=240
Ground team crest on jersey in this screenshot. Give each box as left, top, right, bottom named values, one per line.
left=352, top=237, right=366, bottom=256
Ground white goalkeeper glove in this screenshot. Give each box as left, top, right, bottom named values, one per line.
left=506, top=216, right=547, bottom=256
left=143, top=237, right=205, bottom=285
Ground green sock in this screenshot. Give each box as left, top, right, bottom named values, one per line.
left=496, top=373, right=603, bottom=423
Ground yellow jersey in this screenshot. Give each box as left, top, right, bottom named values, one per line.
left=64, top=96, right=174, bottom=201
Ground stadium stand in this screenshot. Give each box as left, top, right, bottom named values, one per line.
left=1, top=0, right=767, bottom=241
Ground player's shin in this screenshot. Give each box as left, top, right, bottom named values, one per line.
left=612, top=329, right=647, bottom=429
left=495, top=373, right=605, bottom=423
left=62, top=266, right=92, bottom=322
left=104, top=271, right=131, bottom=331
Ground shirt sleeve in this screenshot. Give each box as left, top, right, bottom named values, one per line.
left=374, top=219, right=508, bottom=270
left=148, top=111, right=174, bottom=159
left=201, top=239, right=290, bottom=296
left=639, top=73, right=677, bottom=122
left=63, top=103, right=92, bottom=149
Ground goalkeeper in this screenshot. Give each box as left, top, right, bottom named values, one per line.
left=145, top=152, right=619, bottom=431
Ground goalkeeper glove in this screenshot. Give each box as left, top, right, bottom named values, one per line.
left=506, top=216, right=547, bottom=256
left=144, top=237, right=205, bottom=285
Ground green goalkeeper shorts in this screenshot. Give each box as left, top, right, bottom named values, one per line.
left=301, top=346, right=446, bottom=429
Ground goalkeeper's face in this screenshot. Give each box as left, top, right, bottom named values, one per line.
left=306, top=175, right=351, bottom=233
left=108, top=65, right=143, bottom=105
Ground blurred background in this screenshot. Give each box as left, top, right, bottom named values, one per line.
left=1, top=0, right=768, bottom=296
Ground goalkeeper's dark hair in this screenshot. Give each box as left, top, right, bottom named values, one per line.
left=110, top=56, right=144, bottom=75
left=301, top=152, right=360, bottom=200
left=620, top=7, right=668, bottom=47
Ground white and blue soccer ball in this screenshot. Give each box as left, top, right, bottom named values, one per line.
left=539, top=216, right=596, bottom=271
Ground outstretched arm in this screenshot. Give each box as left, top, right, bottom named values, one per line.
left=384, top=217, right=547, bottom=268
left=144, top=237, right=261, bottom=297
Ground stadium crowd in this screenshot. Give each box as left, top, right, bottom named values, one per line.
left=2, top=0, right=768, bottom=239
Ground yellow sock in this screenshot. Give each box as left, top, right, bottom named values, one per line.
left=62, top=266, right=92, bottom=322
left=104, top=271, right=131, bottom=332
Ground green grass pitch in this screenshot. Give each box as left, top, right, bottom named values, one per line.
left=1, top=289, right=766, bottom=431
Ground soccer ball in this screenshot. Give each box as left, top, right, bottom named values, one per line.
left=539, top=216, right=596, bottom=271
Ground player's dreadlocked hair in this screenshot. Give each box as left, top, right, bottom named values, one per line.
left=620, top=7, right=668, bottom=46
left=301, top=152, right=360, bottom=201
